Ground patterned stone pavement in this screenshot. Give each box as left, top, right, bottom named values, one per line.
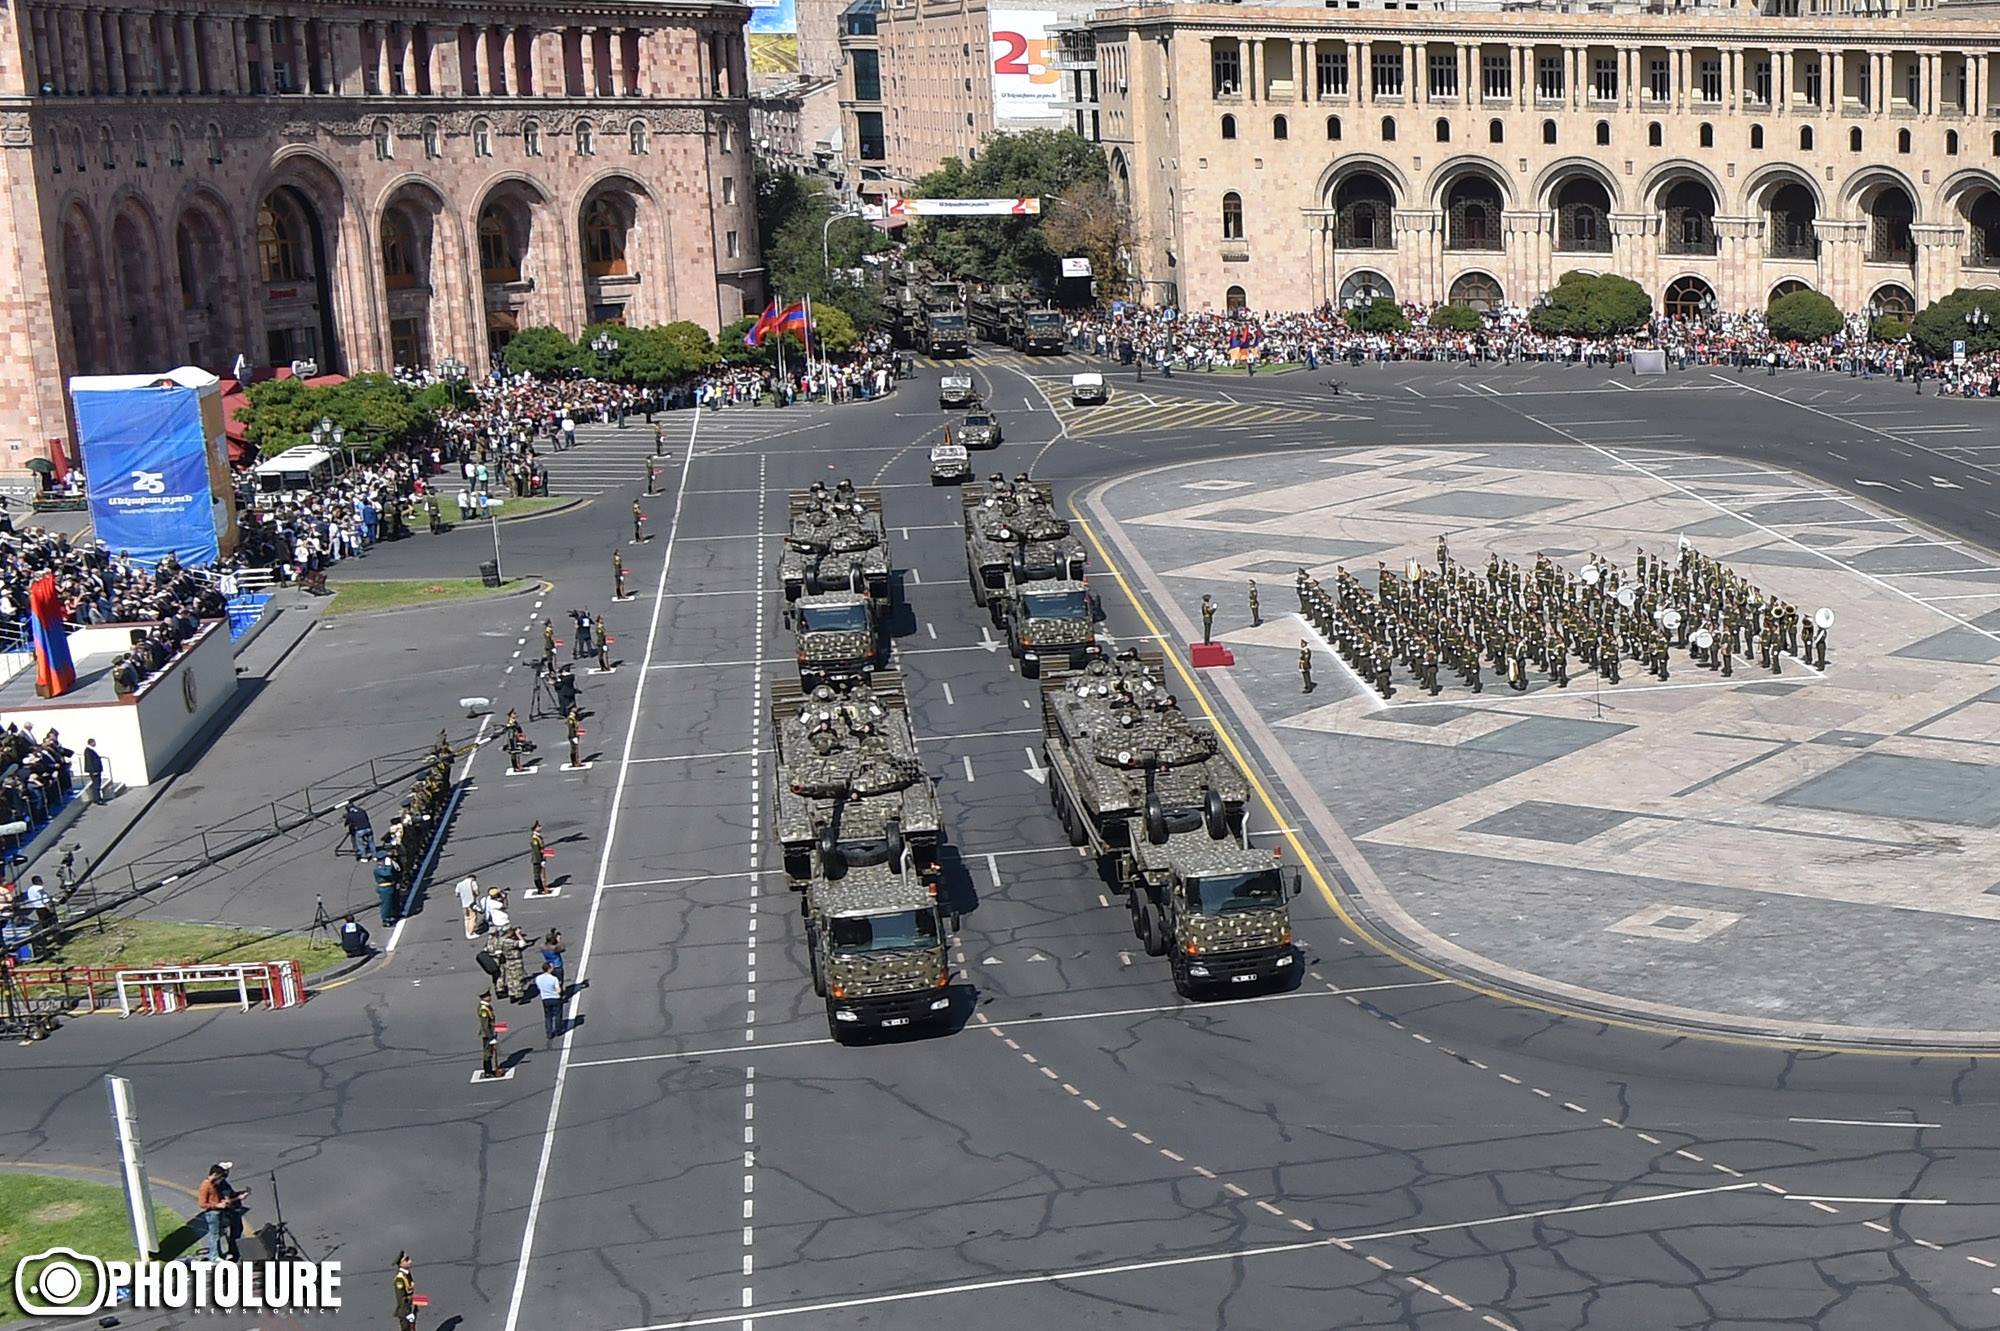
left=1089, top=442, right=2000, bottom=1044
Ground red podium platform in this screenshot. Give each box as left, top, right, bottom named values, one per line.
left=1190, top=642, right=1234, bottom=668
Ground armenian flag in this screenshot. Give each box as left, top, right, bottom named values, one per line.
left=743, top=300, right=782, bottom=348
left=28, top=573, right=74, bottom=699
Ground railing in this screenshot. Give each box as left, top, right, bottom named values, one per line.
left=115, top=960, right=305, bottom=1016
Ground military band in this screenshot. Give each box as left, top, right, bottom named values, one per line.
left=1291, top=541, right=1823, bottom=699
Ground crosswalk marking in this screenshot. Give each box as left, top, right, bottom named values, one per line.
left=1049, top=390, right=1367, bottom=439
left=548, top=409, right=829, bottom=494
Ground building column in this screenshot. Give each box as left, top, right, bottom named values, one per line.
left=580, top=25, right=598, bottom=96
left=402, top=24, right=419, bottom=94
left=1356, top=41, right=1369, bottom=105
left=1347, top=41, right=1360, bottom=102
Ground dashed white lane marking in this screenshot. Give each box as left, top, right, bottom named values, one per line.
left=741, top=455, right=768, bottom=1318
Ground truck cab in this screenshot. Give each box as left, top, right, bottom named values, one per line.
left=788, top=591, right=878, bottom=688
left=1070, top=372, right=1107, bottom=405
left=804, top=855, right=958, bottom=1042
left=1130, top=835, right=1302, bottom=996
left=958, top=411, right=1002, bottom=449
left=994, top=572, right=1100, bottom=678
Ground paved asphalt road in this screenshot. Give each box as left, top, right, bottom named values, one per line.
left=5, top=352, right=2000, bottom=1331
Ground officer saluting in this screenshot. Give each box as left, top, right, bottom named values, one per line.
left=1200, top=595, right=1216, bottom=644
left=477, top=993, right=500, bottom=1079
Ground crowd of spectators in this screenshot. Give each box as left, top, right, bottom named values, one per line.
left=0, top=723, right=74, bottom=837
left=1064, top=303, right=2000, bottom=389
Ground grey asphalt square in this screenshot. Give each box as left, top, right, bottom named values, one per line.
left=1808, top=730, right=1885, bottom=748
left=1460, top=715, right=1633, bottom=761
left=1194, top=506, right=1290, bottom=526
left=1724, top=544, right=1833, bottom=570
left=1399, top=466, right=1484, bottom=482
left=1387, top=490, right=1565, bottom=520
left=1679, top=515, right=1755, bottom=539
left=1893, top=627, right=2000, bottom=665
left=1772, top=751, right=2000, bottom=829
left=1367, top=705, right=1476, bottom=727
left=1736, top=681, right=1806, bottom=696
left=1467, top=800, right=1637, bottom=845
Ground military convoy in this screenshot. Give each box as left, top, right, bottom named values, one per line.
left=779, top=479, right=890, bottom=604
left=1039, top=651, right=1302, bottom=996
left=882, top=264, right=971, bottom=357
left=962, top=475, right=1098, bottom=677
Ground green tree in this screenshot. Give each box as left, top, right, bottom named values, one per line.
left=904, top=129, right=1111, bottom=287
left=756, top=163, right=887, bottom=333
left=1872, top=314, right=1911, bottom=341
left=1041, top=180, right=1133, bottom=303
left=501, top=326, right=581, bottom=378
left=1428, top=304, right=1481, bottom=332
left=656, top=321, right=719, bottom=375
left=1346, top=297, right=1409, bottom=333
left=238, top=373, right=435, bottom=459
left=1529, top=272, right=1652, bottom=336
left=1765, top=289, right=1843, bottom=342
left=1908, top=287, right=2000, bottom=359
left=719, top=316, right=763, bottom=365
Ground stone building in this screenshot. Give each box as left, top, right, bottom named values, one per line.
left=1078, top=3, right=2000, bottom=316
left=0, top=0, right=760, bottom=469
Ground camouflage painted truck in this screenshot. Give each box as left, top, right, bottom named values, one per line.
left=1040, top=651, right=1303, bottom=997
left=769, top=674, right=954, bottom=1039
left=962, top=476, right=1099, bottom=677
left=787, top=591, right=880, bottom=688
left=778, top=478, right=891, bottom=605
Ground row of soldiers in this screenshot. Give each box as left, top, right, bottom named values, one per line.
left=1293, top=537, right=1828, bottom=699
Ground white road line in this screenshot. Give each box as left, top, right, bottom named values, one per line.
left=499, top=402, right=702, bottom=1331
left=963, top=754, right=976, bottom=783
left=1784, top=1195, right=1949, bottom=1205
left=594, top=1184, right=1749, bottom=1331
left=1788, top=1117, right=1943, bottom=1129
left=985, top=853, right=1002, bottom=891
left=942, top=682, right=955, bottom=706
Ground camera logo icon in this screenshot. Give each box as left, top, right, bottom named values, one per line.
left=14, top=1247, right=108, bottom=1317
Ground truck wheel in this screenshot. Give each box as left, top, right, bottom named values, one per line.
left=809, top=943, right=827, bottom=998
left=1062, top=791, right=1089, bottom=847
left=1139, top=900, right=1169, bottom=957
left=1171, top=955, right=1198, bottom=999
left=1144, top=795, right=1169, bottom=846
left=1204, top=788, right=1228, bottom=841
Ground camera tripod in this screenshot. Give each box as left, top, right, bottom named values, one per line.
left=308, top=894, right=334, bottom=943
left=261, top=1170, right=306, bottom=1261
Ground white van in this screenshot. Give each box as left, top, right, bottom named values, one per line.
left=1070, top=372, right=1107, bottom=405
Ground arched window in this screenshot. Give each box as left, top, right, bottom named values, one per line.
left=98, top=125, right=113, bottom=169
left=1647, top=121, right=1662, bottom=147
left=1221, top=191, right=1244, bottom=240
left=1333, top=173, right=1394, bottom=250
left=1542, top=119, right=1557, bottom=145
left=1897, top=127, right=1911, bottom=154
left=257, top=203, right=301, bottom=282
left=1800, top=126, right=1814, bottom=151
left=381, top=216, right=414, bottom=288
left=72, top=128, right=86, bottom=172
left=168, top=125, right=184, bottom=167
left=1445, top=174, right=1503, bottom=251
left=1663, top=180, right=1717, bottom=255
left=1380, top=115, right=1396, bottom=141
left=1948, top=129, right=1961, bottom=156
left=524, top=120, right=543, bottom=157
left=1224, top=284, right=1247, bottom=312
left=1326, top=115, right=1342, bottom=141
left=1867, top=186, right=1914, bottom=262
left=630, top=121, right=649, bottom=154
left=577, top=121, right=595, bottom=156
left=1698, top=122, right=1714, bottom=148
left=1750, top=124, right=1764, bottom=150
left=1449, top=271, right=1503, bottom=312
left=1554, top=177, right=1612, bottom=253
left=1435, top=117, right=1450, bottom=143
left=1220, top=114, right=1236, bottom=140
left=1850, top=126, right=1863, bottom=152
left=473, top=119, right=493, bottom=158
left=1488, top=118, right=1503, bottom=144
left=478, top=206, right=519, bottom=282
left=1967, top=192, right=2000, bottom=267
left=1595, top=120, right=1610, bottom=146
left=132, top=126, right=147, bottom=166
left=423, top=120, right=440, bottom=160
left=583, top=198, right=626, bottom=275
left=1871, top=284, right=1915, bottom=319
left=373, top=120, right=393, bottom=160
left=1993, top=130, right=2000, bottom=156
left=1767, top=182, right=1818, bottom=258
left=1272, top=114, right=1288, bottom=140
left=1663, top=275, right=1716, bottom=318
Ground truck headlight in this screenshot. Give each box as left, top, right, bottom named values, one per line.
left=834, top=1009, right=859, bottom=1022
left=1187, top=964, right=1210, bottom=978
left=1274, top=954, right=1295, bottom=967
left=929, top=997, right=951, bottom=1011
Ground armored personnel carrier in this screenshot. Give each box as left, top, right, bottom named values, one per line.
left=1040, top=651, right=1301, bottom=996
left=963, top=475, right=1097, bottom=676
left=779, top=479, right=891, bottom=605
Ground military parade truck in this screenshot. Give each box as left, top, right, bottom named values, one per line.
left=962, top=476, right=1098, bottom=677
left=788, top=591, right=879, bottom=688
left=769, top=668, right=941, bottom=888
left=779, top=478, right=891, bottom=605
left=805, top=864, right=958, bottom=1041
left=968, top=287, right=1067, bottom=354
left=923, top=305, right=970, bottom=357
left=882, top=262, right=971, bottom=356
left=1040, top=652, right=1302, bottom=997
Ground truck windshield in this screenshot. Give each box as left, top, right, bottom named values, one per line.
left=829, top=908, right=940, bottom=953
left=933, top=312, right=968, bottom=331
left=802, top=602, right=868, bottom=632
left=1022, top=589, right=1088, bottom=620
left=1026, top=312, right=1063, bottom=329
left=1190, top=869, right=1284, bottom=916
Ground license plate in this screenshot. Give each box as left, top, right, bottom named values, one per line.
left=881, top=1017, right=911, bottom=1027
left=1230, top=974, right=1255, bottom=983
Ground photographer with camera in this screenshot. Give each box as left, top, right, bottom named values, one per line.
left=196, top=1161, right=250, bottom=1260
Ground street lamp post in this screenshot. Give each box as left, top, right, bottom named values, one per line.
left=591, top=331, right=617, bottom=368
left=822, top=210, right=864, bottom=277
left=439, top=355, right=468, bottom=411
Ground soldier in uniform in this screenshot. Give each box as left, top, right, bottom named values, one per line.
left=566, top=706, right=583, bottom=768
left=498, top=925, right=531, bottom=1000
left=540, top=620, right=557, bottom=672
left=1299, top=640, right=1314, bottom=693
left=426, top=494, right=443, bottom=535
left=613, top=549, right=626, bottom=600
left=646, top=458, right=658, bottom=496
left=1436, top=534, right=1449, bottom=570
left=477, top=993, right=500, bottom=1079
left=530, top=820, right=548, bottom=893
left=1248, top=580, right=1260, bottom=627
left=393, top=1252, right=416, bottom=1330
left=632, top=500, right=646, bottom=543
left=1200, top=595, right=1216, bottom=644
left=595, top=613, right=612, bottom=672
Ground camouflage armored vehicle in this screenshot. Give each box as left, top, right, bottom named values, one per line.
left=805, top=864, right=958, bottom=1042
left=957, top=410, right=1003, bottom=450
left=770, top=674, right=939, bottom=887
left=779, top=478, right=891, bottom=604
left=1040, top=652, right=1302, bottom=997
left=963, top=475, right=1097, bottom=676
left=939, top=372, right=979, bottom=410
left=788, top=591, right=879, bottom=688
